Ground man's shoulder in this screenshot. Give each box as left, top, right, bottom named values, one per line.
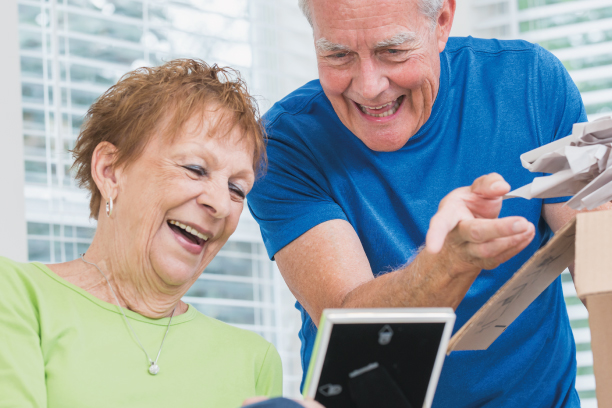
left=263, top=79, right=328, bottom=129
left=443, top=37, right=568, bottom=92
left=445, top=36, right=539, bottom=56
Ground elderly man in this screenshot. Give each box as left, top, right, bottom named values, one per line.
left=248, top=0, right=606, bottom=406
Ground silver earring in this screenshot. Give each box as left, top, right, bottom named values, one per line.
left=106, top=196, right=113, bottom=218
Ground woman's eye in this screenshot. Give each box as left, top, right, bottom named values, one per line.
left=183, top=165, right=207, bottom=177
left=229, top=183, right=246, bottom=199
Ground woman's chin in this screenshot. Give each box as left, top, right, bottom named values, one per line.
left=150, top=254, right=204, bottom=287
left=148, top=231, right=210, bottom=285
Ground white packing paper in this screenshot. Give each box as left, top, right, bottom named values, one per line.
left=505, top=116, right=612, bottom=210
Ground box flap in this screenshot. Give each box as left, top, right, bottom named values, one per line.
left=574, top=210, right=612, bottom=298
left=584, top=292, right=612, bottom=406
left=447, top=218, right=576, bottom=353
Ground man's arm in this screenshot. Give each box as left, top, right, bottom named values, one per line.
left=542, top=201, right=612, bottom=278
left=276, top=173, right=536, bottom=326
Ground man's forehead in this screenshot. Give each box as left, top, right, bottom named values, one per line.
left=311, top=0, right=421, bottom=30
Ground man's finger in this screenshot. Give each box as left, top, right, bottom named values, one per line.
left=466, top=227, right=535, bottom=263
left=488, top=230, right=536, bottom=267
left=458, top=217, right=532, bottom=243
left=470, top=173, right=510, bottom=199
left=426, top=201, right=473, bottom=253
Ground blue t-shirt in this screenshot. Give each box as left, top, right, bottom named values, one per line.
left=248, top=37, right=586, bottom=407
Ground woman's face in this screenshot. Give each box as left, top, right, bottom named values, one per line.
left=113, top=110, right=255, bottom=289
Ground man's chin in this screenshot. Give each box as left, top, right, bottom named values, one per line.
left=355, top=130, right=412, bottom=152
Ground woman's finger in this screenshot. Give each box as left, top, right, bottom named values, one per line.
left=242, top=397, right=269, bottom=406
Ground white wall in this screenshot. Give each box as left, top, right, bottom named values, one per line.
left=450, top=0, right=475, bottom=38
left=0, top=0, right=27, bottom=262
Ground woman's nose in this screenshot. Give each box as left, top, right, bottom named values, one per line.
left=196, top=181, right=232, bottom=219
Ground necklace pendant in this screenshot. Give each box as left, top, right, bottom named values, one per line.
left=149, top=363, right=159, bottom=375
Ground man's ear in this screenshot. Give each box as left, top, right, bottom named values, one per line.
left=436, top=0, right=456, bottom=53
left=91, top=142, right=121, bottom=205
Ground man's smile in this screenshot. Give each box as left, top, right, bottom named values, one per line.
left=353, top=95, right=405, bottom=119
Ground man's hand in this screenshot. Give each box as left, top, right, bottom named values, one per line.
left=426, top=173, right=535, bottom=275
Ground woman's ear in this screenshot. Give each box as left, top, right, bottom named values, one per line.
left=91, top=142, right=121, bottom=205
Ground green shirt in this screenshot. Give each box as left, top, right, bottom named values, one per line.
left=0, top=257, right=282, bottom=407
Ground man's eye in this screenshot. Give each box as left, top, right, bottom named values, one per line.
left=328, top=52, right=349, bottom=59
left=385, top=49, right=406, bottom=55
left=183, top=165, right=207, bottom=177
left=382, top=49, right=408, bottom=59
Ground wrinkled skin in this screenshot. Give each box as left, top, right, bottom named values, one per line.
left=312, top=0, right=454, bottom=151
left=49, top=109, right=255, bottom=318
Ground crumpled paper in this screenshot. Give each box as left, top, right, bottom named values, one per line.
left=505, top=116, right=612, bottom=210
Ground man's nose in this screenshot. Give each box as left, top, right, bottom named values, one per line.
left=196, top=181, right=232, bottom=220
left=354, top=57, right=389, bottom=101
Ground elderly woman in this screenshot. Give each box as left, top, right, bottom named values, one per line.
left=0, top=59, right=286, bottom=407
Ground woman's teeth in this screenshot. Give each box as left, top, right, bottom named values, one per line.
left=359, top=97, right=402, bottom=118
left=168, top=220, right=209, bottom=241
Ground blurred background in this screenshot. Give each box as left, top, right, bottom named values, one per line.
left=0, top=0, right=610, bottom=402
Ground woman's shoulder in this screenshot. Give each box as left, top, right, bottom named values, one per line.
left=188, top=308, right=277, bottom=354
left=0, top=257, right=52, bottom=320
left=0, top=256, right=48, bottom=291
left=188, top=309, right=282, bottom=392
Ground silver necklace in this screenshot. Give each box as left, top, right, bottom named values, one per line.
left=81, top=254, right=176, bottom=375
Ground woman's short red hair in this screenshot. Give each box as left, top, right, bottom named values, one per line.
left=71, top=59, right=265, bottom=219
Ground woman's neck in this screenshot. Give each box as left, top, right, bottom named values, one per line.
left=47, top=239, right=188, bottom=319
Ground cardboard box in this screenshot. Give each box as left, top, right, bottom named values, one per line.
left=447, top=210, right=612, bottom=406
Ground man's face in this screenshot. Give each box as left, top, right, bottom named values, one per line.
left=311, top=0, right=454, bottom=152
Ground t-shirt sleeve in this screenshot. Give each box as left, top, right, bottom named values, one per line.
left=248, top=117, right=347, bottom=259
left=0, top=259, right=46, bottom=408
left=255, top=342, right=283, bottom=398
left=534, top=44, right=588, bottom=204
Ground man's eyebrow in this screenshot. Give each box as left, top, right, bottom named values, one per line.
left=316, top=38, right=351, bottom=54
left=374, top=32, right=419, bottom=48
left=316, top=32, right=420, bottom=54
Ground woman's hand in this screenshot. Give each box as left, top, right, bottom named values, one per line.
left=242, top=396, right=324, bottom=407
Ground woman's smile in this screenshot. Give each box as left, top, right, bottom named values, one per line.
left=167, top=219, right=211, bottom=255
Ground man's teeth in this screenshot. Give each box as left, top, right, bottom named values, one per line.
left=168, top=220, right=209, bottom=241
left=359, top=98, right=401, bottom=118
left=371, top=101, right=393, bottom=109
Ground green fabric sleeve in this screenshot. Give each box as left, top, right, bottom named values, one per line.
left=255, top=342, right=283, bottom=398
left=0, top=263, right=46, bottom=407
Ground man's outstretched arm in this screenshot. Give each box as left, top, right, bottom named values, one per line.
left=275, top=173, right=536, bottom=326
left=542, top=201, right=612, bottom=279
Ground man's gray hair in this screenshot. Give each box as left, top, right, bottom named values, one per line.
left=298, top=0, right=445, bottom=28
